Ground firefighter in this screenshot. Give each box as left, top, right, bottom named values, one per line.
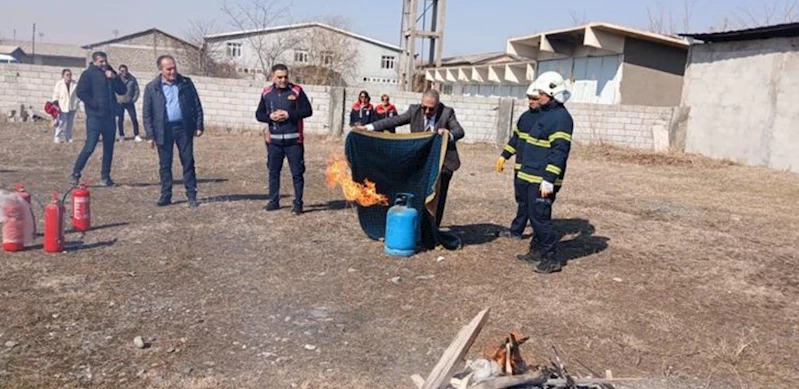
left=514, top=71, right=573, bottom=274
left=255, top=64, right=313, bottom=215
left=495, top=87, right=542, bottom=240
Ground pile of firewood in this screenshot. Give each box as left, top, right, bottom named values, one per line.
left=409, top=308, right=638, bottom=389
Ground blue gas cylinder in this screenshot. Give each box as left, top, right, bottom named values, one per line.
left=384, top=193, right=419, bottom=257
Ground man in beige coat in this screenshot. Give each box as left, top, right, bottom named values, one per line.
left=52, top=68, right=80, bottom=143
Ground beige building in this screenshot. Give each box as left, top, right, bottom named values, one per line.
left=426, top=22, right=690, bottom=106
left=82, top=28, right=201, bottom=76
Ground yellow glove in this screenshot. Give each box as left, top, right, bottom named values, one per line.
left=495, top=157, right=506, bottom=173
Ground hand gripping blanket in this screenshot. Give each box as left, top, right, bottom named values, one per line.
left=344, top=129, right=462, bottom=250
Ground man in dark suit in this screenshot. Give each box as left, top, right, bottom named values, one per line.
left=142, top=55, right=204, bottom=208
left=355, top=89, right=465, bottom=226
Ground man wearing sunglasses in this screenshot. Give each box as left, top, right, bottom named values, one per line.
left=514, top=71, right=573, bottom=274
left=354, top=89, right=465, bottom=227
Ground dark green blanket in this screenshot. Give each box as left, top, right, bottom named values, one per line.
left=344, top=129, right=462, bottom=250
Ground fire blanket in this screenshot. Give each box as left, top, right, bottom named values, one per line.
left=344, top=129, right=462, bottom=250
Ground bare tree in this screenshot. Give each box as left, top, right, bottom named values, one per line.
left=220, top=0, right=301, bottom=79
left=732, top=0, right=798, bottom=28
left=185, top=19, right=238, bottom=78
left=570, top=11, right=588, bottom=26
left=645, top=0, right=697, bottom=35
left=292, top=16, right=359, bottom=86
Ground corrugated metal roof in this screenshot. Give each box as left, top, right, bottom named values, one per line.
left=0, top=40, right=85, bottom=58
left=205, top=22, right=401, bottom=52
left=83, top=28, right=198, bottom=49
left=680, top=22, right=799, bottom=42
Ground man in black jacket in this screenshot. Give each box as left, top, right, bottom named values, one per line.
left=71, top=51, right=127, bottom=187
left=355, top=89, right=465, bottom=227
left=142, top=55, right=204, bottom=208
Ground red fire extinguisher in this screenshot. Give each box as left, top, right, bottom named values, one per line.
left=2, top=198, right=25, bottom=252
left=44, top=192, right=65, bottom=253
left=13, top=183, right=31, bottom=204
left=72, top=182, right=91, bottom=232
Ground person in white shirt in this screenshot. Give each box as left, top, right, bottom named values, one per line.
left=52, top=69, right=80, bottom=143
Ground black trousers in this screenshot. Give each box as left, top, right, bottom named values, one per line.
left=116, top=103, right=139, bottom=137
left=526, top=183, right=558, bottom=254
left=510, top=177, right=530, bottom=236
left=266, top=142, right=304, bottom=207
left=157, top=123, right=196, bottom=198
left=72, top=115, right=115, bottom=180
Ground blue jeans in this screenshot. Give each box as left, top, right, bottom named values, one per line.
left=157, top=123, right=197, bottom=198
left=266, top=143, right=304, bottom=206
left=72, top=115, right=116, bottom=180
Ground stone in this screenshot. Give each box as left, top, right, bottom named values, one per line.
left=304, top=344, right=317, bottom=351
left=390, top=276, right=402, bottom=284
left=133, top=336, right=146, bottom=349
left=4, top=341, right=18, bottom=348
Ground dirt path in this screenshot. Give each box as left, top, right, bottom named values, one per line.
left=1, top=123, right=798, bottom=388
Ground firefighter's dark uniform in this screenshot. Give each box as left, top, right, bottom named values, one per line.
left=255, top=82, right=313, bottom=212
left=518, top=101, right=573, bottom=269
left=500, top=107, right=540, bottom=237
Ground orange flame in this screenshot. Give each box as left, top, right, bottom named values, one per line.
left=326, top=153, right=389, bottom=207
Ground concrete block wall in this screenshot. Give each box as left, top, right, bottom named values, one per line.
left=512, top=100, right=675, bottom=151
left=1, top=63, right=678, bottom=153
left=341, top=88, right=501, bottom=144
left=681, top=36, right=799, bottom=173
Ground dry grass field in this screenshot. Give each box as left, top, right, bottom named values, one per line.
left=1, top=122, right=798, bottom=388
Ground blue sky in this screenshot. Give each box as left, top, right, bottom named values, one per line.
left=0, top=0, right=791, bottom=55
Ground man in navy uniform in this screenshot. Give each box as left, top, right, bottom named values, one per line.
left=495, top=84, right=541, bottom=240
left=514, top=71, right=574, bottom=274
left=255, top=64, right=313, bottom=215
left=142, top=55, right=204, bottom=208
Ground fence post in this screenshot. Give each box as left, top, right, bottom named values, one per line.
left=496, top=98, right=515, bottom=146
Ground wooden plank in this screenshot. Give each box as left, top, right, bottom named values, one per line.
left=410, top=374, right=425, bottom=388
left=421, top=308, right=491, bottom=389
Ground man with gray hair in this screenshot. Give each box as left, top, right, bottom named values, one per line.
left=355, top=89, right=465, bottom=227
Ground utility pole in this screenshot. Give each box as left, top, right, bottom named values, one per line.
left=399, top=0, right=446, bottom=92
left=31, top=23, right=36, bottom=64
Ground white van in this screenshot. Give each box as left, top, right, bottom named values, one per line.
left=0, top=54, right=20, bottom=64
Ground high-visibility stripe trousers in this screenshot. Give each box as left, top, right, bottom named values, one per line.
left=524, top=182, right=558, bottom=254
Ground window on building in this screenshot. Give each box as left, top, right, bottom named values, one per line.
left=294, top=50, right=309, bottom=64
left=321, top=51, right=334, bottom=66
left=442, top=85, right=453, bottom=95
left=226, top=42, right=242, bottom=58
left=381, top=55, right=395, bottom=70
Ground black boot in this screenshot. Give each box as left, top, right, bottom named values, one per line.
left=70, top=174, right=80, bottom=188
left=102, top=177, right=116, bottom=187
left=264, top=201, right=279, bottom=212
left=187, top=193, right=199, bottom=208
left=534, top=252, right=562, bottom=274
left=291, top=203, right=303, bottom=216
left=499, top=230, right=524, bottom=240
left=516, top=247, right=542, bottom=263
left=156, top=194, right=172, bottom=207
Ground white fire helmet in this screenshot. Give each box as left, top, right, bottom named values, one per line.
left=526, top=71, right=571, bottom=103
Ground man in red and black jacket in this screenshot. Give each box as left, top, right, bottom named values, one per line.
left=255, top=63, right=313, bottom=215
